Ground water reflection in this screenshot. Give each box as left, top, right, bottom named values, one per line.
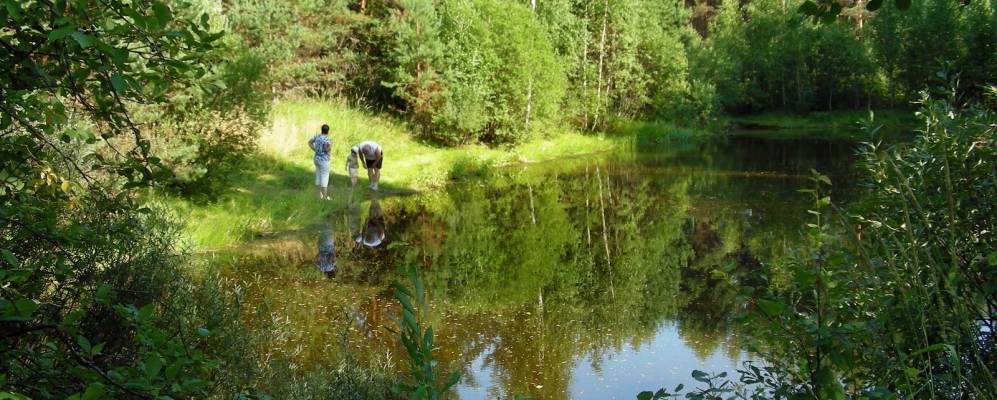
left=316, top=223, right=336, bottom=276
left=353, top=199, right=386, bottom=249
left=231, top=137, right=858, bottom=399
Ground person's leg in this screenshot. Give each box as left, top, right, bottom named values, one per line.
left=366, top=161, right=375, bottom=189
left=372, top=158, right=382, bottom=189
left=315, top=161, right=324, bottom=199
left=319, top=161, right=331, bottom=199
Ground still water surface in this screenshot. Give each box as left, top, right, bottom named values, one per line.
left=229, top=136, right=857, bottom=399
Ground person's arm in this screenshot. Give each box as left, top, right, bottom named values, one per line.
left=308, top=137, right=316, bottom=151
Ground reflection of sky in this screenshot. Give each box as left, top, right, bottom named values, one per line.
left=456, top=345, right=496, bottom=400
left=455, top=322, right=741, bottom=400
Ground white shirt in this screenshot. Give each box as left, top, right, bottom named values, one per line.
left=357, top=141, right=381, bottom=159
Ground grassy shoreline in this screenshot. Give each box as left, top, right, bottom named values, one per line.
left=161, top=101, right=910, bottom=250
left=728, top=109, right=916, bottom=140
left=160, top=100, right=639, bottom=249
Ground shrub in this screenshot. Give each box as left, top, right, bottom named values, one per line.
left=154, top=108, right=262, bottom=199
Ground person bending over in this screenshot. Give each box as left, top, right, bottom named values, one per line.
left=351, top=141, right=383, bottom=191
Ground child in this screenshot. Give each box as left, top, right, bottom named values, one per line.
left=345, top=151, right=359, bottom=187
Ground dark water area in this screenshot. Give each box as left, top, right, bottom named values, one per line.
left=227, top=136, right=860, bottom=399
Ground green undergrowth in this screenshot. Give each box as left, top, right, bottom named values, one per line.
left=729, top=109, right=916, bottom=140
left=157, top=99, right=642, bottom=249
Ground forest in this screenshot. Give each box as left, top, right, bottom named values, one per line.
left=2, top=0, right=995, bottom=399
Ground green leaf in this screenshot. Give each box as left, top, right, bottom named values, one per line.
left=110, top=74, right=128, bottom=93
left=76, top=335, right=92, bottom=354
left=756, top=298, right=786, bottom=317
left=145, top=356, right=163, bottom=380
left=13, top=299, right=38, bottom=319
left=90, top=342, right=104, bottom=356
left=152, top=2, right=173, bottom=27
left=48, top=24, right=76, bottom=42
left=71, top=32, right=95, bottom=48
left=638, top=392, right=654, bottom=400
left=80, top=383, right=106, bottom=400
left=422, top=326, right=433, bottom=351
left=137, top=303, right=155, bottom=321
left=4, top=0, right=22, bottom=19
left=691, top=369, right=710, bottom=383
left=196, top=327, right=210, bottom=337
left=95, top=284, right=114, bottom=304
left=1, top=249, right=18, bottom=268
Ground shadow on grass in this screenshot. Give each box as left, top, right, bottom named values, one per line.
left=178, top=151, right=418, bottom=248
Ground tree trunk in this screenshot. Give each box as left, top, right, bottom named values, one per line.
left=525, top=78, right=533, bottom=126
left=596, top=165, right=615, bottom=299
left=593, top=0, right=609, bottom=131
left=581, top=10, right=590, bottom=128
left=585, top=165, right=592, bottom=245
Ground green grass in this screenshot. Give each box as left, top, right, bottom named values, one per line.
left=160, top=100, right=636, bottom=249
left=159, top=102, right=916, bottom=249
left=729, top=109, right=916, bottom=140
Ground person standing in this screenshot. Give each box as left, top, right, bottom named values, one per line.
left=351, top=140, right=383, bottom=191
left=308, top=124, right=333, bottom=199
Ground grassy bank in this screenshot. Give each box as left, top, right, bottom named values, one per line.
left=729, top=109, right=916, bottom=140
left=160, top=102, right=905, bottom=250
left=161, top=100, right=639, bottom=249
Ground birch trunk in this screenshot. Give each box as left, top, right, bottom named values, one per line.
left=593, top=0, right=609, bottom=131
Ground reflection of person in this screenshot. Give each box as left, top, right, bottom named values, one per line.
left=351, top=141, right=383, bottom=191
left=308, top=124, right=333, bottom=200
left=345, top=151, right=359, bottom=188
left=355, top=199, right=386, bottom=248
left=316, top=226, right=336, bottom=276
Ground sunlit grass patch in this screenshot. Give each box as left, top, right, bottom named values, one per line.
left=162, top=99, right=634, bottom=249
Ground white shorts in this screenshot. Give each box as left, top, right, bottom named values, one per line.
left=348, top=167, right=358, bottom=179
left=314, top=160, right=330, bottom=187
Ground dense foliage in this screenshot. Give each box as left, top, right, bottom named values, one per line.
left=0, top=0, right=262, bottom=397
left=641, top=85, right=997, bottom=399
left=224, top=0, right=995, bottom=144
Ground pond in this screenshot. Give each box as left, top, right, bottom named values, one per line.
left=223, top=136, right=859, bottom=399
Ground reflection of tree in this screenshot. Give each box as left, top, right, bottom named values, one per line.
left=217, top=139, right=841, bottom=398
left=361, top=146, right=817, bottom=397
left=381, top=158, right=739, bottom=397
